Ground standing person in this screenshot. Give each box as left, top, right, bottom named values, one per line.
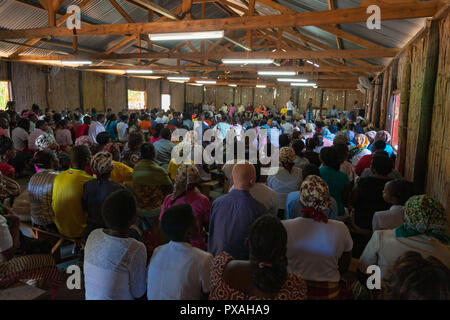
left=84, top=189, right=147, bottom=300
left=306, top=98, right=313, bottom=123
left=10, top=118, right=31, bottom=176
left=148, top=204, right=213, bottom=300
left=328, top=105, right=339, bottom=118
left=209, top=215, right=307, bottom=300
left=88, top=114, right=106, bottom=144
left=159, top=164, right=211, bottom=251
left=82, top=152, right=125, bottom=238
left=52, top=145, right=93, bottom=238
left=116, top=115, right=129, bottom=142
left=208, top=162, right=266, bottom=260
left=286, top=98, right=295, bottom=118
left=228, top=103, right=236, bottom=118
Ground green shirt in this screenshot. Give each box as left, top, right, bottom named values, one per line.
left=320, top=166, right=350, bottom=216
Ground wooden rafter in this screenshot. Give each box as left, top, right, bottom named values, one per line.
left=0, top=2, right=440, bottom=40
left=109, top=0, right=134, bottom=23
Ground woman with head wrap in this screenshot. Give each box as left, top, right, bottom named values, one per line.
left=82, top=152, right=125, bottom=238
left=369, top=130, right=394, bottom=157
left=320, top=127, right=335, bottom=147
left=358, top=194, right=450, bottom=284
left=267, top=147, right=303, bottom=215
left=159, top=164, right=211, bottom=251
left=74, top=135, right=94, bottom=151
left=282, top=175, right=353, bottom=299
left=349, top=134, right=372, bottom=166
left=103, top=142, right=133, bottom=185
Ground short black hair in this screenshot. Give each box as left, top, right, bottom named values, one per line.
left=141, top=142, right=155, bottom=160
left=160, top=128, right=171, bottom=140
left=279, top=134, right=290, bottom=148
left=371, top=154, right=393, bottom=175
left=33, top=150, right=57, bottom=169
left=96, top=131, right=110, bottom=145
left=291, top=139, right=305, bottom=155
left=83, top=115, right=91, bottom=124
left=35, top=120, right=46, bottom=129
left=161, top=204, right=196, bottom=242
left=58, top=152, right=71, bottom=171
left=102, top=189, right=137, bottom=231
left=373, top=140, right=386, bottom=152
left=386, top=179, right=416, bottom=205
left=0, top=136, right=13, bottom=155
left=302, top=163, right=320, bottom=180
left=97, top=114, right=105, bottom=122
left=128, top=132, right=144, bottom=150
left=320, top=147, right=340, bottom=171
left=334, top=143, right=349, bottom=163
left=17, top=117, right=30, bottom=131
left=71, top=145, right=91, bottom=169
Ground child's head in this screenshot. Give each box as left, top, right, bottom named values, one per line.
left=102, top=189, right=137, bottom=232
left=383, top=179, right=416, bottom=205
left=161, top=204, right=197, bottom=243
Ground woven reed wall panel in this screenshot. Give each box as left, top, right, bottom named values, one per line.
left=11, top=62, right=47, bottom=112
left=170, top=82, right=184, bottom=112
left=426, top=16, right=450, bottom=213
left=216, top=86, right=234, bottom=108
left=146, top=79, right=161, bottom=109
left=82, top=71, right=105, bottom=112
left=240, top=87, right=253, bottom=107
left=0, top=61, right=9, bottom=81
left=105, top=75, right=126, bottom=113
left=254, top=87, right=274, bottom=106
left=48, top=68, right=80, bottom=111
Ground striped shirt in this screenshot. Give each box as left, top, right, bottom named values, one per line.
left=28, top=169, right=59, bottom=226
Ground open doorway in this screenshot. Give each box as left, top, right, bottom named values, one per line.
left=0, top=81, right=11, bottom=110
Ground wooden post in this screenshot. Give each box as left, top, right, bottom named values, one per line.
left=379, top=68, right=390, bottom=129
left=412, top=20, right=439, bottom=193
left=397, top=48, right=411, bottom=175
left=371, top=76, right=383, bottom=128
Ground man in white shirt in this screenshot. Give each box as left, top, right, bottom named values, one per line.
left=116, top=115, right=128, bottom=142
left=11, top=118, right=30, bottom=152
left=148, top=204, right=213, bottom=300
left=88, top=114, right=106, bottom=144
left=328, top=105, right=339, bottom=118
left=286, top=98, right=295, bottom=116
left=281, top=116, right=294, bottom=135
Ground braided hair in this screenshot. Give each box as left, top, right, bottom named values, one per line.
left=248, top=215, right=288, bottom=295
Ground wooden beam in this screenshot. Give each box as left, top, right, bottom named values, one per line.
left=246, top=0, right=255, bottom=48
left=182, top=0, right=193, bottom=18
left=104, top=35, right=136, bottom=55
left=327, top=0, right=344, bottom=63
left=38, top=0, right=64, bottom=26
left=8, top=0, right=93, bottom=58
left=131, top=0, right=179, bottom=20
left=109, top=0, right=134, bottom=23
left=13, top=48, right=399, bottom=61
left=0, top=2, right=440, bottom=40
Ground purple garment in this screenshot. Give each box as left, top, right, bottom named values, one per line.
left=208, top=190, right=267, bottom=260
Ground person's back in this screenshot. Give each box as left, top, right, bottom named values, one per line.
left=148, top=204, right=212, bottom=300
left=153, top=128, right=175, bottom=169
left=52, top=146, right=93, bottom=238
left=84, top=189, right=147, bottom=300
left=283, top=217, right=352, bottom=282
left=208, top=163, right=266, bottom=259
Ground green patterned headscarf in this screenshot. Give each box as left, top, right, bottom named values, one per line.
left=395, top=195, right=449, bottom=244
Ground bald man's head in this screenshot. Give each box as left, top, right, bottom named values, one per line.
left=232, top=162, right=256, bottom=191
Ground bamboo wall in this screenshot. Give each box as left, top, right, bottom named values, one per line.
left=369, top=14, right=449, bottom=217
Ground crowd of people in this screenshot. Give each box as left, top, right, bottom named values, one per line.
left=0, top=98, right=449, bottom=300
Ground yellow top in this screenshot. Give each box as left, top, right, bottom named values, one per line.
left=167, top=158, right=194, bottom=181
left=110, top=161, right=133, bottom=184
left=52, top=168, right=93, bottom=238
left=280, top=107, right=288, bottom=115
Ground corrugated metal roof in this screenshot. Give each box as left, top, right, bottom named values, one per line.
left=0, top=0, right=429, bottom=68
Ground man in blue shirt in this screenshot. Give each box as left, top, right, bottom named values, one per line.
left=208, top=163, right=267, bottom=259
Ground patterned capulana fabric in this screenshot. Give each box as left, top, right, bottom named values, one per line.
left=208, top=252, right=307, bottom=300
left=404, top=195, right=447, bottom=237
left=279, top=147, right=296, bottom=164
left=28, top=169, right=58, bottom=226
left=300, top=175, right=332, bottom=212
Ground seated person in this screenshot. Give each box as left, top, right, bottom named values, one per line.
left=283, top=175, right=353, bottom=300
left=131, top=143, right=173, bottom=213
left=84, top=189, right=147, bottom=300
left=153, top=128, right=175, bottom=170
left=355, top=140, right=386, bottom=176
left=103, top=142, right=133, bottom=185
left=358, top=195, right=450, bottom=283
left=0, top=136, right=16, bottom=178
left=121, top=132, right=144, bottom=168
left=349, top=134, right=371, bottom=166
left=148, top=204, right=213, bottom=300
left=82, top=152, right=125, bottom=238
left=52, top=145, right=93, bottom=238
left=267, top=147, right=302, bottom=212
left=372, top=179, right=416, bottom=231
left=291, top=139, right=309, bottom=170
left=160, top=164, right=210, bottom=251
left=352, top=154, right=393, bottom=231
left=209, top=215, right=307, bottom=300
left=319, top=147, right=351, bottom=218
left=28, top=150, right=59, bottom=232
left=383, top=251, right=450, bottom=300
left=285, top=164, right=339, bottom=220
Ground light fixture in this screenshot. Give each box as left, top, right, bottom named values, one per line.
left=167, top=76, right=190, bottom=81
left=256, top=85, right=266, bottom=88
left=290, top=83, right=317, bottom=87
left=149, top=31, right=224, bottom=41
left=306, top=60, right=314, bottom=65
left=196, top=80, right=216, bottom=84
left=313, top=85, right=318, bottom=88
left=277, top=78, right=308, bottom=82
left=126, top=70, right=153, bottom=74
left=314, top=64, right=320, bottom=68
left=258, top=71, right=296, bottom=76
left=61, top=60, right=92, bottom=65
left=222, top=59, right=274, bottom=64
left=228, top=84, right=237, bottom=87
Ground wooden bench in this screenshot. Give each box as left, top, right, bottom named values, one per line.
left=22, top=223, right=85, bottom=257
